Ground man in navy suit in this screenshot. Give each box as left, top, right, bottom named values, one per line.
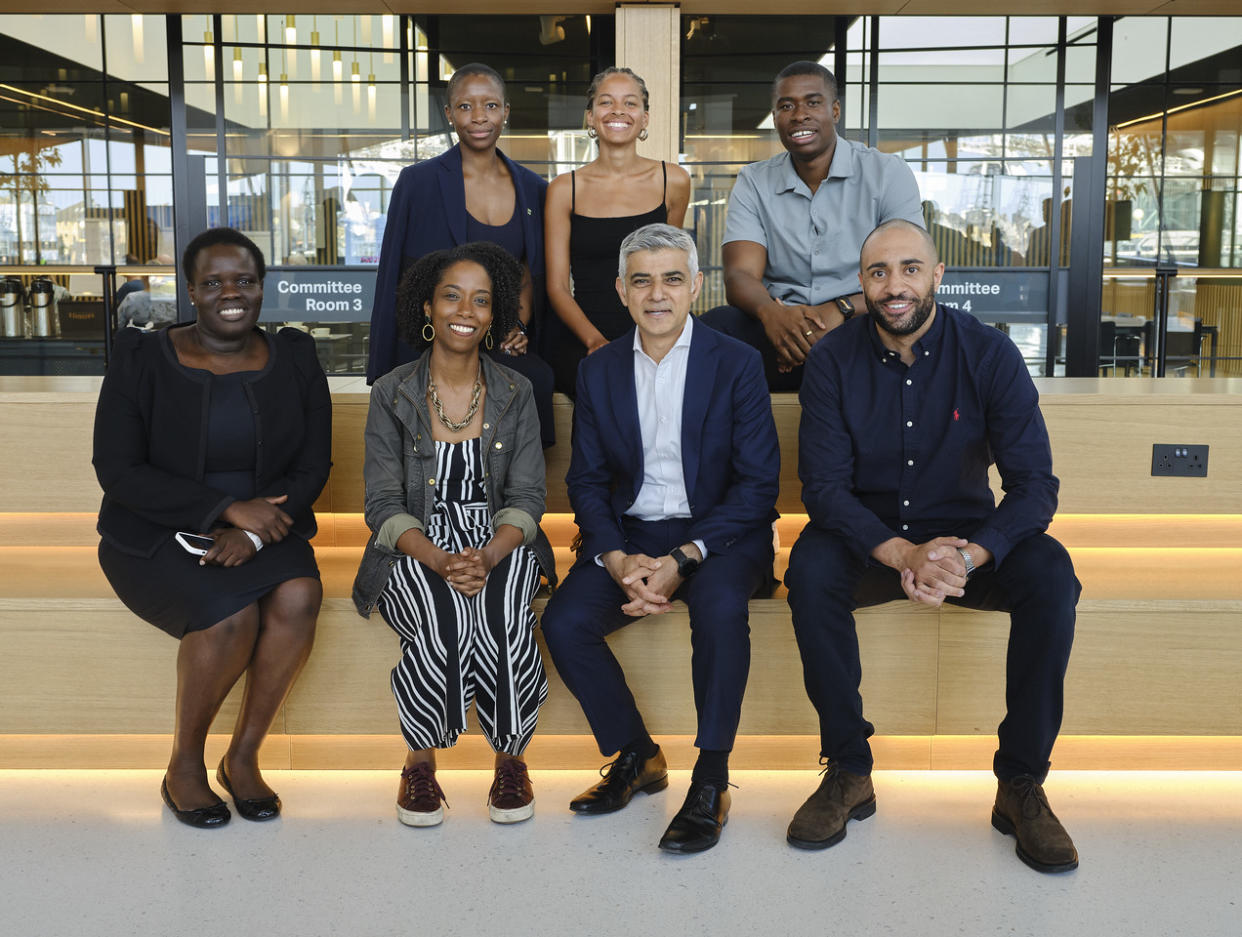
left=541, top=223, right=780, bottom=854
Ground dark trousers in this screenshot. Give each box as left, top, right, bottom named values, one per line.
left=485, top=348, right=556, bottom=447
left=785, top=525, right=1079, bottom=781
left=541, top=517, right=774, bottom=755
left=699, top=305, right=804, bottom=393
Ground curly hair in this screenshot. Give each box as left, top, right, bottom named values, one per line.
left=181, top=227, right=266, bottom=283
left=396, top=242, right=523, bottom=351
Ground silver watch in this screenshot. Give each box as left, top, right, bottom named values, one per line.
left=956, top=548, right=975, bottom=579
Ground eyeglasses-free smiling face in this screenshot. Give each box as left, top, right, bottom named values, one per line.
left=446, top=74, right=508, bottom=153
left=425, top=260, right=495, bottom=351
left=186, top=244, right=263, bottom=339
left=859, top=225, right=945, bottom=338
left=615, top=247, right=702, bottom=352
left=772, top=73, right=840, bottom=161
left=586, top=73, right=648, bottom=144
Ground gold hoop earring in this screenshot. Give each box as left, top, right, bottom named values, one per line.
left=638, top=128, right=649, bottom=141
left=422, top=317, right=435, bottom=342
left=484, top=331, right=494, bottom=351
left=586, top=127, right=597, bottom=139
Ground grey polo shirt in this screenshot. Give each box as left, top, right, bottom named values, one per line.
left=722, top=137, right=925, bottom=305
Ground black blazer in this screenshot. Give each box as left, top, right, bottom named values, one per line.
left=93, top=325, right=333, bottom=557
left=365, top=144, right=549, bottom=383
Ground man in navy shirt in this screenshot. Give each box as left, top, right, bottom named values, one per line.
left=784, top=219, right=1080, bottom=873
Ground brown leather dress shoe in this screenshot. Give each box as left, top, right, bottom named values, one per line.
left=992, top=775, right=1079, bottom=873
left=489, top=757, right=535, bottom=824
left=569, top=748, right=669, bottom=814
left=658, top=780, right=731, bottom=853
left=786, top=762, right=876, bottom=849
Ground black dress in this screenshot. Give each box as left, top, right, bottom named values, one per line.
left=548, top=162, right=669, bottom=396
left=99, top=367, right=320, bottom=639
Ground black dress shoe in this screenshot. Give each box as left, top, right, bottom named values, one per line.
left=161, top=776, right=230, bottom=828
left=658, top=780, right=731, bottom=853
left=216, top=758, right=282, bottom=821
left=569, top=748, right=669, bottom=814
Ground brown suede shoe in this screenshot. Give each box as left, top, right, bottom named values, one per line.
left=489, top=757, right=535, bottom=824
left=992, top=775, right=1079, bottom=873
left=787, top=762, right=876, bottom=849
left=396, top=762, right=448, bottom=828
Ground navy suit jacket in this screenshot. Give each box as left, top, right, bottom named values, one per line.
left=567, top=321, right=780, bottom=561
left=366, top=144, right=549, bottom=383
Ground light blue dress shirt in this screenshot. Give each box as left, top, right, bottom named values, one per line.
left=722, top=137, right=925, bottom=305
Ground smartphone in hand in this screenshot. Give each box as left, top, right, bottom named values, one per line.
left=174, top=532, right=215, bottom=556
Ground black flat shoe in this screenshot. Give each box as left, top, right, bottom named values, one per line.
left=161, top=776, right=230, bottom=828
left=216, top=758, right=282, bottom=822
left=658, top=780, right=730, bottom=854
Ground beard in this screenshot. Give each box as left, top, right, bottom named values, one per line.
left=865, top=289, right=936, bottom=337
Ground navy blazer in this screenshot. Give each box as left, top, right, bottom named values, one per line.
left=366, top=144, right=549, bottom=383
left=567, top=321, right=780, bottom=561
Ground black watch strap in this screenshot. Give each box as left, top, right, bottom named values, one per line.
left=835, top=296, right=855, bottom=320
left=670, top=546, right=700, bottom=578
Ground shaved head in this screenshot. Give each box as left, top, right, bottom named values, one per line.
left=859, top=219, right=938, bottom=272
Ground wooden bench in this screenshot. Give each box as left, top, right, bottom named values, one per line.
left=2, top=377, right=1241, bottom=770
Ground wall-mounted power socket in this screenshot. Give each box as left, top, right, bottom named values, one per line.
left=1151, top=444, right=1208, bottom=477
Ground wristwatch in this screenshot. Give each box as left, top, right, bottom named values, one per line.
left=835, top=296, right=855, bottom=320
left=670, top=546, right=700, bottom=579
left=956, top=547, right=975, bottom=579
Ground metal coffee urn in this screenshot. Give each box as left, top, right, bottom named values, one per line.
left=0, top=276, right=24, bottom=337
left=28, top=277, right=60, bottom=337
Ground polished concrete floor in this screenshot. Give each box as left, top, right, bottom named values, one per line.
left=2, top=769, right=1239, bottom=937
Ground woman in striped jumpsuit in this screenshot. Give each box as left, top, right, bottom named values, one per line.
left=353, top=242, right=556, bottom=826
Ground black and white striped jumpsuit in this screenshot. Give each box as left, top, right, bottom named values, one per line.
left=376, top=437, right=547, bottom=754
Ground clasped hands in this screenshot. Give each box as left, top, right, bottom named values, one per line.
left=498, top=325, right=528, bottom=356
left=883, top=536, right=992, bottom=607
left=431, top=545, right=496, bottom=598
left=602, top=545, right=699, bottom=617
left=200, top=494, right=292, bottom=567
left=761, top=300, right=827, bottom=373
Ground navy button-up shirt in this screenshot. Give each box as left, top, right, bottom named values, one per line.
left=797, top=304, right=1058, bottom=569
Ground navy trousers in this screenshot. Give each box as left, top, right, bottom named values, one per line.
left=541, top=517, right=773, bottom=756
left=785, top=525, right=1079, bottom=781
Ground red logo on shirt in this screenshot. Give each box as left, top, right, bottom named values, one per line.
left=953, top=408, right=960, bottom=421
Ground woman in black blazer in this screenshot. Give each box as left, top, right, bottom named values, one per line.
left=93, top=227, right=331, bottom=828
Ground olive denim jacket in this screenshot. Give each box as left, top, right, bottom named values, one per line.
left=352, top=351, right=556, bottom=616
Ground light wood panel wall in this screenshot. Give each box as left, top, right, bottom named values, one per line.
left=616, top=4, right=681, bottom=165
left=17, top=380, right=1237, bottom=515
left=7, top=597, right=1241, bottom=739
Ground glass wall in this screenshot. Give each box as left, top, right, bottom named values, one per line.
left=682, top=15, right=1101, bottom=373
left=0, top=12, right=607, bottom=374
left=0, top=14, right=173, bottom=373
left=1, top=11, right=1239, bottom=377
left=1103, top=17, right=1242, bottom=377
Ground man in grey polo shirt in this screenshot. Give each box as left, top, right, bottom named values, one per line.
left=701, top=61, right=925, bottom=391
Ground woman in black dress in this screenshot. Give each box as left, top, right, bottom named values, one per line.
left=544, top=66, right=691, bottom=395
left=93, top=227, right=331, bottom=827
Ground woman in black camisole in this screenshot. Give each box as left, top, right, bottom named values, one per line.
left=544, top=67, right=691, bottom=396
